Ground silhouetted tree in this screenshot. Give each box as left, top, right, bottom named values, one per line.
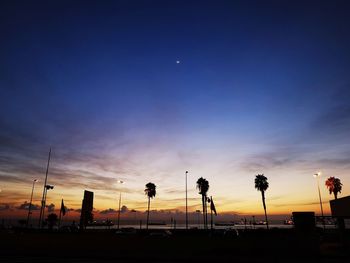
left=255, top=174, right=269, bottom=229
left=196, top=177, right=209, bottom=229
left=325, top=177, right=343, bottom=199
left=145, top=182, right=156, bottom=229
left=46, top=213, right=58, bottom=230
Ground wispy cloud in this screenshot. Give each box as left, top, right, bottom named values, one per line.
left=273, top=200, right=329, bottom=208
left=239, top=146, right=307, bottom=172
left=310, top=85, right=350, bottom=138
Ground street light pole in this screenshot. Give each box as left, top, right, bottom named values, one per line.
left=185, top=171, right=188, bottom=230
left=38, top=148, right=51, bottom=228
left=117, top=180, right=124, bottom=230
left=117, top=192, right=121, bottom=229
left=314, top=172, right=325, bottom=230
left=26, top=179, right=38, bottom=227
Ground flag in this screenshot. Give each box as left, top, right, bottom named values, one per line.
left=210, top=197, right=217, bottom=216
left=60, top=199, right=66, bottom=216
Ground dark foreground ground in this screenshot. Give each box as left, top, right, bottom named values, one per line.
left=0, top=228, right=349, bottom=263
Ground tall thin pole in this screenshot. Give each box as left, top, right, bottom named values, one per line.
left=202, top=196, right=205, bottom=229
left=210, top=196, right=213, bottom=231
left=316, top=175, right=325, bottom=230
left=38, top=148, right=51, bottom=228
left=117, top=192, right=121, bottom=229
left=185, top=171, right=188, bottom=230
left=26, top=179, right=37, bottom=227
left=205, top=196, right=208, bottom=229
left=42, top=186, right=48, bottom=227
left=116, top=180, right=124, bottom=229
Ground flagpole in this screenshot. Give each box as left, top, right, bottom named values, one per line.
left=58, top=199, right=63, bottom=228
left=38, top=148, right=51, bottom=228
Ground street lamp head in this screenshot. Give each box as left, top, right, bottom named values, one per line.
left=34, top=179, right=38, bottom=182
left=117, top=180, right=124, bottom=184
left=313, top=171, right=321, bottom=178
left=45, top=184, right=54, bottom=190
left=186, top=171, right=188, bottom=174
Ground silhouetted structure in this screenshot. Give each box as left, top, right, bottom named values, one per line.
left=292, top=212, right=315, bottom=232
left=330, top=195, right=350, bottom=232
left=80, top=190, right=94, bottom=230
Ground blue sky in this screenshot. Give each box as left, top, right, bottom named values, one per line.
left=1, top=0, right=350, bottom=217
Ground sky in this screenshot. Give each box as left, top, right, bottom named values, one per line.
left=1, top=0, right=350, bottom=222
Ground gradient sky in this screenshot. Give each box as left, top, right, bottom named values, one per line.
left=1, top=0, right=350, bottom=221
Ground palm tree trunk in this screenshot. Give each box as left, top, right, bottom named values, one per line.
left=334, top=192, right=338, bottom=199
left=202, top=195, right=206, bottom=229
left=205, top=196, right=208, bottom=229
left=261, top=191, right=269, bottom=229
left=146, top=196, right=150, bottom=230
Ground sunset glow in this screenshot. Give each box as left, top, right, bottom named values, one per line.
left=1, top=0, right=350, bottom=222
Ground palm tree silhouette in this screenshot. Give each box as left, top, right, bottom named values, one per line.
left=325, top=177, right=343, bottom=199
left=196, top=177, right=209, bottom=229
left=255, top=174, right=269, bottom=229
left=145, top=182, right=156, bottom=229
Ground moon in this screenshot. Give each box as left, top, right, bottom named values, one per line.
left=176, top=60, right=180, bottom=64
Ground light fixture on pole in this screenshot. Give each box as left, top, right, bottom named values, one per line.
left=26, top=179, right=38, bottom=227
left=313, top=172, right=325, bottom=230
left=117, top=180, right=124, bottom=229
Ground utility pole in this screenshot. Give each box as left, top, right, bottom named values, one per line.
left=116, top=180, right=124, bottom=229
left=38, top=148, right=51, bottom=228
left=117, top=192, right=121, bottom=229
left=314, top=172, right=325, bottom=230
left=185, top=171, right=188, bottom=229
